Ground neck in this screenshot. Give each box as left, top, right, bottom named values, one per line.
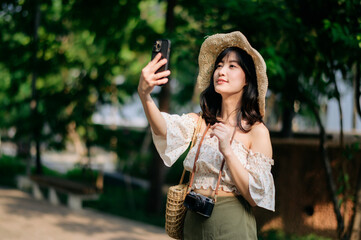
left=219, top=94, right=241, bottom=125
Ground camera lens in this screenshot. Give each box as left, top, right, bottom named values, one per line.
left=195, top=195, right=205, bottom=209
left=156, top=41, right=161, bottom=52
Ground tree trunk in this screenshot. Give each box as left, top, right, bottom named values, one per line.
left=281, top=75, right=297, bottom=138
left=280, top=101, right=294, bottom=138
left=317, top=110, right=344, bottom=238
left=329, top=70, right=344, bottom=147
left=351, top=171, right=361, bottom=240
left=354, top=62, right=361, bottom=117
left=306, top=98, right=345, bottom=238
left=31, top=1, right=42, bottom=175
left=330, top=69, right=351, bottom=239
left=146, top=0, right=176, bottom=214
left=350, top=62, right=361, bottom=240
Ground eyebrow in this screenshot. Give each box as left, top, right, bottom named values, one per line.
left=220, top=60, right=239, bottom=63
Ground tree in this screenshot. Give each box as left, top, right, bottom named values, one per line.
left=0, top=0, right=150, bottom=172
left=284, top=0, right=361, bottom=238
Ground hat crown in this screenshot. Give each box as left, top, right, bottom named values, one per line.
left=196, top=31, right=268, bottom=117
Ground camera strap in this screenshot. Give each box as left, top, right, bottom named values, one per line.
left=213, top=126, right=237, bottom=201
left=187, top=123, right=211, bottom=194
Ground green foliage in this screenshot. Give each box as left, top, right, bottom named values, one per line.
left=121, top=152, right=153, bottom=179
left=343, top=140, right=361, bottom=161
left=65, top=165, right=98, bottom=184
left=0, top=155, right=26, bottom=187
left=0, top=0, right=155, bottom=154
left=84, top=185, right=165, bottom=227
left=1, top=0, right=361, bottom=232
left=1, top=0, right=360, bottom=153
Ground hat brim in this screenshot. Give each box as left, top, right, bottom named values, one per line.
left=196, top=31, right=268, bottom=117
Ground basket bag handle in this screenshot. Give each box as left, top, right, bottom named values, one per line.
left=178, top=114, right=203, bottom=185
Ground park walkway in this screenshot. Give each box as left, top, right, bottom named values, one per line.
left=0, top=187, right=171, bottom=240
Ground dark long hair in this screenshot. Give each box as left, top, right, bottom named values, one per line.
left=200, top=47, right=263, bottom=132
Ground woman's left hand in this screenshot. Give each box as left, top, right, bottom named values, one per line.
left=210, top=123, right=233, bottom=156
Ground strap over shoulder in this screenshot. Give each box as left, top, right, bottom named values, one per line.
left=179, top=113, right=203, bottom=185
left=190, top=114, right=203, bottom=149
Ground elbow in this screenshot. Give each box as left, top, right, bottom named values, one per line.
left=246, top=189, right=258, bottom=207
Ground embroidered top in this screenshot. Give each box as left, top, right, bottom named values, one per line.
left=151, top=112, right=275, bottom=211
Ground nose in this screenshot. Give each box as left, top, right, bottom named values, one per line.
left=218, top=65, right=226, bottom=76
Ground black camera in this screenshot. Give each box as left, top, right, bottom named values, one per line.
left=183, top=191, right=215, bottom=218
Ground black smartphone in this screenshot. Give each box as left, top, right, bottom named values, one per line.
left=151, top=39, right=171, bottom=73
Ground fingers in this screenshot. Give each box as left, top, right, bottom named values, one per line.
left=210, top=123, right=231, bottom=139
left=211, top=123, right=227, bottom=132
left=149, top=53, right=168, bottom=73
left=151, top=70, right=171, bottom=86
left=210, top=125, right=225, bottom=138
left=139, top=54, right=170, bottom=96
left=152, top=58, right=168, bottom=73
left=155, top=70, right=171, bottom=79
left=149, top=53, right=162, bottom=65
left=140, top=64, right=170, bottom=86
left=155, top=78, right=169, bottom=86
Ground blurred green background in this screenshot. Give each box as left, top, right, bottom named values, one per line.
left=0, top=0, right=361, bottom=239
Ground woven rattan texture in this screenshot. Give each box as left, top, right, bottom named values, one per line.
left=165, top=184, right=188, bottom=239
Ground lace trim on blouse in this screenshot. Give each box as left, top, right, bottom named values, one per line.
left=151, top=112, right=275, bottom=211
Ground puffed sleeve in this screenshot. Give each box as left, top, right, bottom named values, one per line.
left=151, top=112, right=196, bottom=167
left=245, top=150, right=275, bottom=211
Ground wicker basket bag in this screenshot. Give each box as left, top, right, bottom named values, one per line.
left=165, top=115, right=202, bottom=239
left=165, top=183, right=188, bottom=239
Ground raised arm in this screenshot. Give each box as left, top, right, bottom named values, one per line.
left=138, top=53, right=171, bottom=137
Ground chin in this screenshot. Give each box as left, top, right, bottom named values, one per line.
left=215, top=85, right=229, bottom=92
left=215, top=87, right=243, bottom=98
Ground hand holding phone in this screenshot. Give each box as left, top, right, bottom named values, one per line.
left=151, top=39, right=171, bottom=74
left=138, top=40, right=171, bottom=95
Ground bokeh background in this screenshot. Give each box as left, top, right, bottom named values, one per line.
left=0, top=0, right=361, bottom=239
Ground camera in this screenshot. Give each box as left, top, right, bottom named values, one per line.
left=183, top=191, right=215, bottom=218
left=153, top=40, right=162, bottom=52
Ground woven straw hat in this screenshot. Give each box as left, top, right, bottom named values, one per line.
left=196, top=31, right=268, bottom=117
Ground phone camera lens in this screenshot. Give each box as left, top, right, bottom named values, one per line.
left=156, top=41, right=162, bottom=52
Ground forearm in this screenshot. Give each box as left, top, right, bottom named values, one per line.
left=139, top=93, right=167, bottom=137
left=223, top=151, right=256, bottom=206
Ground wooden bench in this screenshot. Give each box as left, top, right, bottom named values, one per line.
left=29, top=175, right=102, bottom=210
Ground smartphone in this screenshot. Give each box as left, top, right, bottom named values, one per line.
left=151, top=39, right=171, bottom=73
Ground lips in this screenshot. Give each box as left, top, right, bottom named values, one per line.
left=216, top=78, right=228, bottom=84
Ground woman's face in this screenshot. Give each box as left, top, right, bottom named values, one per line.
left=213, top=51, right=247, bottom=97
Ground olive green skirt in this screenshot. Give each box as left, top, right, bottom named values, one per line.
left=183, top=195, right=257, bottom=240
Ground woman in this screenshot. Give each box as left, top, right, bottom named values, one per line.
left=138, top=31, right=275, bottom=239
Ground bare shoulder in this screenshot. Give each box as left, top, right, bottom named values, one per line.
left=250, top=122, right=270, bottom=138
left=187, top=112, right=200, bottom=122
left=249, top=122, right=273, bottom=158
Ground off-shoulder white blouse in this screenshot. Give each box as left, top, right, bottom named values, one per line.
left=151, top=112, right=275, bottom=211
